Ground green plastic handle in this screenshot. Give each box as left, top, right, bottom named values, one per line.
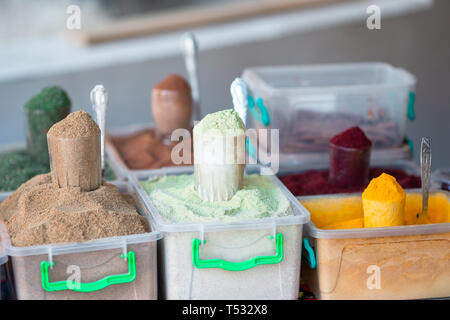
left=192, top=233, right=283, bottom=271
left=41, top=251, right=136, bottom=292
left=248, top=96, right=270, bottom=126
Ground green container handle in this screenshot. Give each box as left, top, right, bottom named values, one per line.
left=248, top=95, right=270, bottom=126
left=192, top=233, right=283, bottom=271
left=41, top=251, right=136, bottom=292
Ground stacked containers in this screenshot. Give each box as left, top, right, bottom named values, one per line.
left=0, top=182, right=161, bottom=300
left=299, top=190, right=450, bottom=300
left=131, top=165, right=310, bottom=300
left=242, top=63, right=416, bottom=167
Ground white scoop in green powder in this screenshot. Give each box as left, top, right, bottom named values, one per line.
left=142, top=174, right=292, bottom=223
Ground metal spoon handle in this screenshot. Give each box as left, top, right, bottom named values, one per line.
left=420, top=137, right=431, bottom=214
left=180, top=32, right=201, bottom=121
left=90, top=85, right=108, bottom=177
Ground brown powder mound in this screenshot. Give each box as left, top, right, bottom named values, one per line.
left=0, top=173, right=52, bottom=221
left=110, top=128, right=193, bottom=170
left=47, top=110, right=100, bottom=138
left=1, top=173, right=149, bottom=247
left=153, top=74, right=191, bottom=92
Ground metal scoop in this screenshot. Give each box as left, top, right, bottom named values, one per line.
left=417, top=137, right=431, bottom=224
left=90, top=85, right=108, bottom=178
left=180, top=32, right=201, bottom=122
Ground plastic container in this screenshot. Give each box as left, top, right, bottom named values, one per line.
left=433, top=168, right=450, bottom=191
left=0, top=181, right=161, bottom=300
left=278, top=159, right=420, bottom=197
left=0, top=232, right=7, bottom=300
left=106, top=123, right=193, bottom=180
left=298, top=190, right=450, bottom=300
left=130, top=165, right=310, bottom=300
left=242, top=62, right=416, bottom=160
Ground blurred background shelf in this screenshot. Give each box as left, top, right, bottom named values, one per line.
left=0, top=0, right=449, bottom=169
left=0, top=0, right=431, bottom=82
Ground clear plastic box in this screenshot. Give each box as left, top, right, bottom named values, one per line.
left=130, top=165, right=310, bottom=300
left=242, top=62, right=416, bottom=157
left=0, top=233, right=7, bottom=300
left=106, top=123, right=193, bottom=180
left=433, top=168, right=450, bottom=191
left=298, top=190, right=450, bottom=300
left=0, top=181, right=162, bottom=300
left=277, top=159, right=420, bottom=196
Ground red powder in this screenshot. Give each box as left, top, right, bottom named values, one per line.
left=330, top=126, right=372, bottom=149
left=280, top=167, right=421, bottom=196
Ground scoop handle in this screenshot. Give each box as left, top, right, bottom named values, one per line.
left=420, top=137, right=431, bottom=214
left=180, top=32, right=201, bottom=121
left=90, top=85, right=108, bottom=176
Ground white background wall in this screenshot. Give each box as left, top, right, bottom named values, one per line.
left=0, top=0, right=448, bottom=168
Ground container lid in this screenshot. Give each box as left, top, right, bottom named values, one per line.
left=433, top=168, right=450, bottom=189
left=277, top=158, right=420, bottom=177
left=299, top=189, right=450, bottom=240
left=242, top=62, right=416, bottom=93
left=131, top=165, right=310, bottom=233
left=250, top=144, right=412, bottom=170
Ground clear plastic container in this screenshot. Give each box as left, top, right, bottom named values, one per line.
left=433, top=168, right=450, bottom=191
left=0, top=181, right=162, bottom=300
left=278, top=159, right=421, bottom=196
left=298, top=190, right=450, bottom=300
left=130, top=165, right=310, bottom=300
left=106, top=123, right=192, bottom=180
left=242, top=62, right=416, bottom=158
left=0, top=233, right=7, bottom=300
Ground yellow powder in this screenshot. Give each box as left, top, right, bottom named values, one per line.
left=300, top=191, right=449, bottom=230
left=362, top=173, right=406, bottom=202
left=362, top=173, right=406, bottom=228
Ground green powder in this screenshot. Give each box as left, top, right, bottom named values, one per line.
left=193, top=109, right=245, bottom=136
left=141, top=174, right=292, bottom=223
left=0, top=150, right=49, bottom=192
left=25, top=86, right=72, bottom=164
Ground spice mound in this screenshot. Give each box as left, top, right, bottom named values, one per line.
left=109, top=128, right=193, bottom=170
left=330, top=126, right=372, bottom=149
left=142, top=174, right=293, bottom=223
left=280, top=167, right=421, bottom=196
left=194, top=109, right=245, bottom=136
left=362, top=173, right=406, bottom=228
left=47, top=110, right=100, bottom=139
left=0, top=173, right=149, bottom=247
left=362, top=173, right=406, bottom=202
